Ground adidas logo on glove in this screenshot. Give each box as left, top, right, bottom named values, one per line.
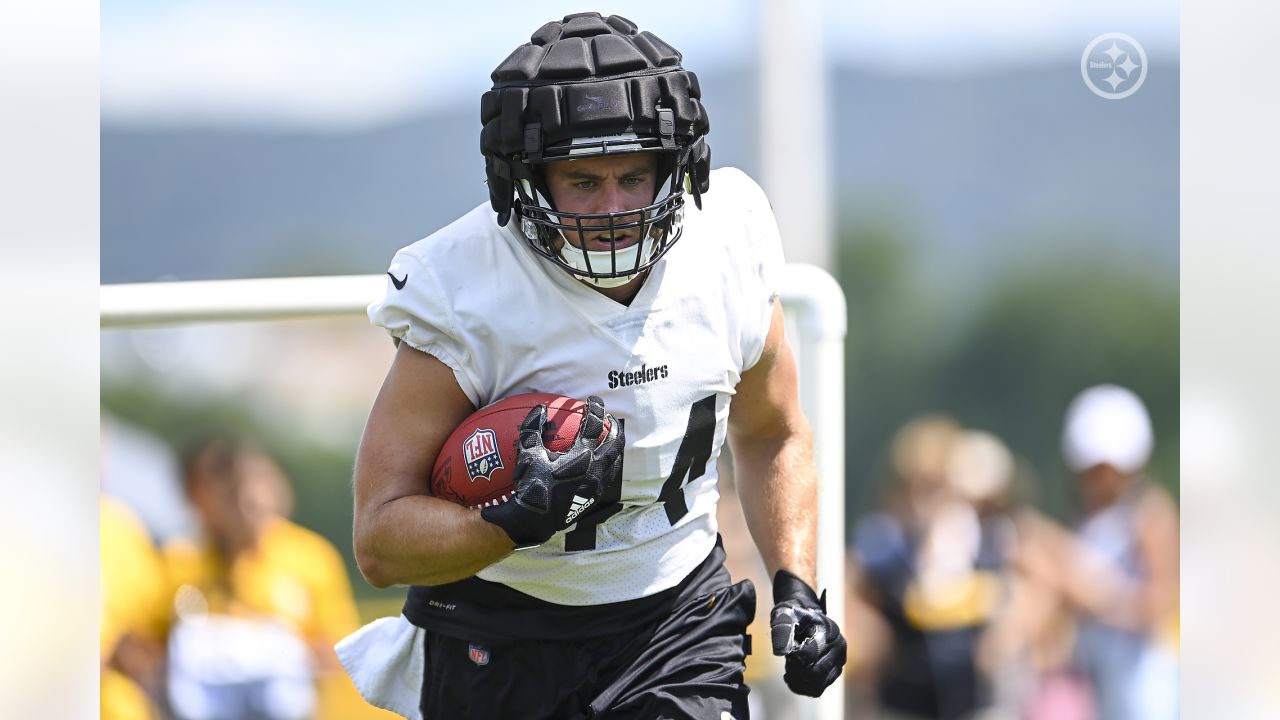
left=565, top=495, right=594, bottom=524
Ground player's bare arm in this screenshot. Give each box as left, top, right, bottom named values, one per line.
left=353, top=343, right=515, bottom=588
left=728, top=301, right=818, bottom=585
left=1134, top=486, right=1179, bottom=631
left=729, top=300, right=848, bottom=696
left=1067, top=485, right=1179, bottom=632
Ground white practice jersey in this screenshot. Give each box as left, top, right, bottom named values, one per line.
left=369, top=167, right=785, bottom=605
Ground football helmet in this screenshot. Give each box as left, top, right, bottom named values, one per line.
left=480, top=12, right=711, bottom=286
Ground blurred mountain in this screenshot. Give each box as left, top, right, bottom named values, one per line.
left=102, top=61, right=1177, bottom=287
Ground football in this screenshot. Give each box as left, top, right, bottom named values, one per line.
left=430, top=392, right=610, bottom=509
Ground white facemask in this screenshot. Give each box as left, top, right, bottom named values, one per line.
left=557, top=234, right=658, bottom=288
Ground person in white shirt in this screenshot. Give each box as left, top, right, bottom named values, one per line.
left=1059, top=385, right=1179, bottom=720
left=341, top=12, right=847, bottom=719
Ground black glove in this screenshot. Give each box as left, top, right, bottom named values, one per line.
left=481, top=395, right=624, bottom=548
left=770, top=569, right=848, bottom=697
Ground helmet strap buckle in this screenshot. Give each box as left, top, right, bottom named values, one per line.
left=657, top=107, right=676, bottom=150
left=524, top=123, right=543, bottom=163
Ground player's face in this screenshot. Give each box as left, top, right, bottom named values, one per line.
left=190, top=472, right=251, bottom=553
left=1077, top=462, right=1130, bottom=512
left=543, top=153, right=659, bottom=251
left=190, top=455, right=275, bottom=555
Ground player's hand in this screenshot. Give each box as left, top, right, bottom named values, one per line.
left=769, top=569, right=848, bottom=697
left=481, top=395, right=624, bottom=548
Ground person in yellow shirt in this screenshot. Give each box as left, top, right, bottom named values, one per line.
left=101, top=494, right=168, bottom=720
left=165, top=434, right=392, bottom=720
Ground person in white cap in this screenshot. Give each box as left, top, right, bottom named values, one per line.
left=1057, top=384, right=1179, bottom=720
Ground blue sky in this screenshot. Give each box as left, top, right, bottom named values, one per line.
left=102, top=0, right=1179, bottom=128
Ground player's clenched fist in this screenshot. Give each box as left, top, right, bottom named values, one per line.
left=481, top=395, right=624, bottom=548
left=769, top=569, right=848, bottom=697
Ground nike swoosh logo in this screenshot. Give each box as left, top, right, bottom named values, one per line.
left=387, top=272, right=408, bottom=290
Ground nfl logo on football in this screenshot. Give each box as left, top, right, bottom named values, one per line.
left=468, top=642, right=491, bottom=666
left=463, top=427, right=504, bottom=482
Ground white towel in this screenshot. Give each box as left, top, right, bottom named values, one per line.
left=335, top=615, right=426, bottom=720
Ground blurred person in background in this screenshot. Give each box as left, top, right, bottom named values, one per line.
left=1017, top=385, right=1178, bottom=720
left=851, top=416, right=1013, bottom=719
left=944, top=429, right=1031, bottom=719
left=163, top=434, right=375, bottom=720
left=101, top=493, right=170, bottom=720
left=967, top=441, right=1097, bottom=720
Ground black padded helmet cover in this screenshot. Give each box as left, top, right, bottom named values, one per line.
left=481, top=12, right=711, bottom=226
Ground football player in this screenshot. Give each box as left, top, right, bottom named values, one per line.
left=343, top=12, right=847, bottom=718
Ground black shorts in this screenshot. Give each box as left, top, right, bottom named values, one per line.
left=414, top=543, right=757, bottom=719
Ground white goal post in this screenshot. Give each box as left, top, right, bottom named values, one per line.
left=101, top=263, right=847, bottom=719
